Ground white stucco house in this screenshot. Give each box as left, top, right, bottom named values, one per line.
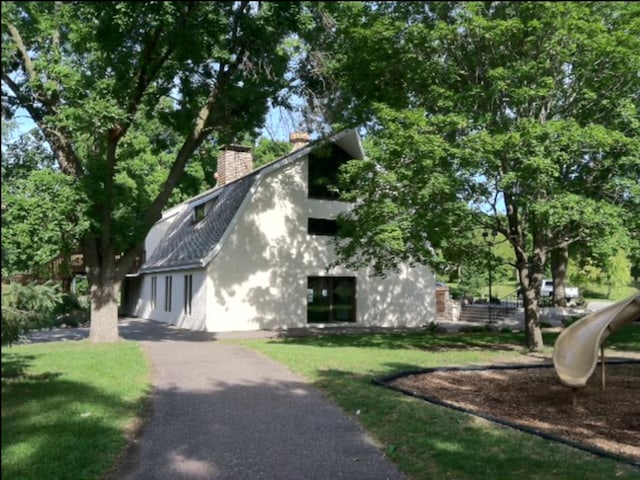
left=121, top=129, right=436, bottom=332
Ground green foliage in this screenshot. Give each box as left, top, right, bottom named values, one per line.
left=253, top=137, right=291, bottom=168
left=300, top=2, right=640, bottom=350
left=2, top=163, right=90, bottom=278
left=2, top=2, right=308, bottom=339
left=1, top=282, right=63, bottom=346
left=571, top=251, right=634, bottom=299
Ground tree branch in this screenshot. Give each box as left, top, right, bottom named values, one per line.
left=7, top=23, right=36, bottom=81
left=2, top=73, right=82, bottom=176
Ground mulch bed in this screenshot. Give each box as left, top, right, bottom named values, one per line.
left=387, top=361, right=640, bottom=464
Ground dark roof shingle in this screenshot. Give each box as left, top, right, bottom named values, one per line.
left=141, top=172, right=257, bottom=272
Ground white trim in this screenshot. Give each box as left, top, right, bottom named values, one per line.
left=141, top=263, right=203, bottom=274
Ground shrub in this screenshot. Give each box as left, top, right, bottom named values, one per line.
left=449, top=285, right=465, bottom=300
left=51, top=293, right=90, bottom=328
left=1, top=281, right=63, bottom=346
left=424, top=321, right=440, bottom=334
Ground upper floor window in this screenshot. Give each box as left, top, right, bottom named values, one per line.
left=308, top=144, right=353, bottom=200
left=194, top=204, right=205, bottom=222
left=193, top=198, right=218, bottom=223
left=308, top=218, right=339, bottom=236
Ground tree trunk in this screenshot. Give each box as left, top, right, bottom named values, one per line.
left=551, top=247, right=568, bottom=307
left=88, top=278, right=121, bottom=343
left=86, top=257, right=122, bottom=343
left=522, top=286, right=544, bottom=351
left=514, top=246, right=545, bottom=352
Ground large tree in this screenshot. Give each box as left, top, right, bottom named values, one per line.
left=2, top=1, right=304, bottom=342
left=300, top=1, right=640, bottom=350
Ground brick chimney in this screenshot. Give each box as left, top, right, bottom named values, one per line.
left=290, top=132, right=310, bottom=152
left=215, top=144, right=252, bottom=187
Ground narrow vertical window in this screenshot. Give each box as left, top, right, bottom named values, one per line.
left=164, top=275, right=172, bottom=312
left=151, top=276, right=157, bottom=310
left=183, top=274, right=193, bottom=315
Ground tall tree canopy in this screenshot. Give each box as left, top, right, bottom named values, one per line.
left=2, top=1, right=305, bottom=342
left=301, top=1, right=640, bottom=350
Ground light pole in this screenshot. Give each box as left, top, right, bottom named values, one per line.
left=482, top=230, right=496, bottom=323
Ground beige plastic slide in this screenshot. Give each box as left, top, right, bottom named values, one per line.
left=553, top=292, right=640, bottom=389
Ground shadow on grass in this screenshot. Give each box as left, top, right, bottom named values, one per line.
left=607, top=323, right=640, bottom=351
left=311, top=367, right=639, bottom=479
left=1, top=353, right=146, bottom=480
left=269, top=329, right=562, bottom=352
left=270, top=324, right=640, bottom=354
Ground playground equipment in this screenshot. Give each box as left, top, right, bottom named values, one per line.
left=553, top=292, right=640, bottom=407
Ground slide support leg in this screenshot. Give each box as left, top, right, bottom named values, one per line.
left=600, top=345, right=606, bottom=392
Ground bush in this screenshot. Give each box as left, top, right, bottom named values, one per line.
left=424, top=321, right=440, bottom=334
left=449, top=285, right=465, bottom=300
left=51, top=293, right=90, bottom=328
left=1, top=281, right=63, bottom=346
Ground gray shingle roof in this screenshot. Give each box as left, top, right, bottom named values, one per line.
left=138, top=129, right=364, bottom=274
left=140, top=172, right=257, bottom=272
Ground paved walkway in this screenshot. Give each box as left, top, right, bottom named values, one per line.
left=29, top=318, right=405, bottom=480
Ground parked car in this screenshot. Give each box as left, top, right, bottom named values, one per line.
left=517, top=279, right=580, bottom=299
left=541, top=279, right=580, bottom=299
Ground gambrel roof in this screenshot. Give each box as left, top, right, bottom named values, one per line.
left=139, top=129, right=363, bottom=274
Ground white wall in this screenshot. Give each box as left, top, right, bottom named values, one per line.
left=203, top=156, right=436, bottom=332
left=129, top=269, right=208, bottom=330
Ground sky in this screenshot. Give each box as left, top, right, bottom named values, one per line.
left=7, top=104, right=302, bottom=145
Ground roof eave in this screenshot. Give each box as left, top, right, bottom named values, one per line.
left=139, top=262, right=205, bottom=275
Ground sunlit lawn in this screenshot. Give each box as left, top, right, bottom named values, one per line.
left=3, top=323, right=637, bottom=480
left=235, top=325, right=640, bottom=480
left=483, top=282, right=640, bottom=302
left=1, top=341, right=150, bottom=480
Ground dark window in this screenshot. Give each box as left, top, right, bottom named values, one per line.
left=151, top=276, right=157, bottom=310
left=183, top=274, right=193, bottom=315
left=307, top=276, right=356, bottom=324
left=308, top=144, right=353, bottom=200
left=194, top=204, right=205, bottom=222
left=164, top=276, right=172, bottom=312
left=308, top=218, right=339, bottom=236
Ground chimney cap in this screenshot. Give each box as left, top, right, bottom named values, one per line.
left=289, top=132, right=310, bottom=143
left=219, top=144, right=251, bottom=153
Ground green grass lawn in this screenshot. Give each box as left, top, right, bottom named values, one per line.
left=582, top=283, right=640, bottom=302
left=471, top=282, right=639, bottom=302
left=234, top=325, right=640, bottom=480
left=1, top=341, right=150, bottom=480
